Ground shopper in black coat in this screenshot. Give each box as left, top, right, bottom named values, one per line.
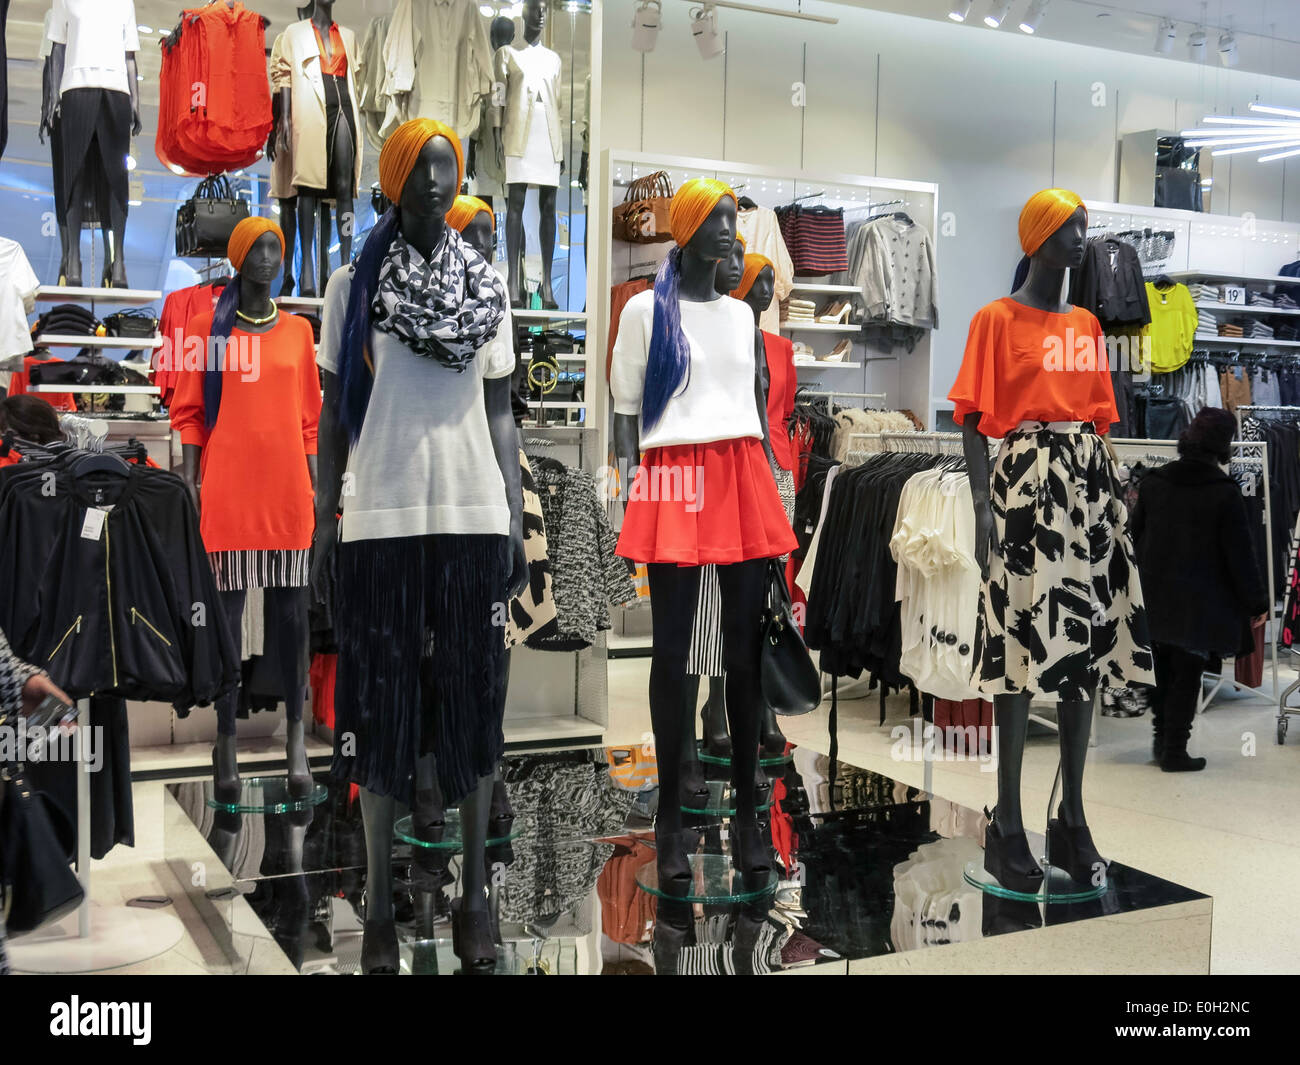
left=1131, top=407, right=1269, bottom=772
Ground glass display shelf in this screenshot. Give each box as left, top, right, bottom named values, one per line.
left=696, top=739, right=793, bottom=768
left=205, top=777, right=328, bottom=814
left=635, top=851, right=777, bottom=903
left=393, top=810, right=523, bottom=851
left=682, top=780, right=774, bottom=817
left=962, top=861, right=1110, bottom=903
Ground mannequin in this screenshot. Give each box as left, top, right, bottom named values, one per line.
left=267, top=4, right=316, bottom=297
left=951, top=189, right=1154, bottom=894
left=42, top=1, right=142, bottom=288
left=276, top=0, right=361, bottom=297
left=467, top=16, right=516, bottom=200
left=312, top=120, right=525, bottom=975
left=611, top=180, right=797, bottom=957
left=170, top=218, right=320, bottom=804
left=495, top=0, right=563, bottom=307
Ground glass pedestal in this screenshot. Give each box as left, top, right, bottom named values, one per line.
left=962, top=861, right=1110, bottom=903
left=635, top=852, right=777, bottom=904
left=393, top=810, right=524, bottom=851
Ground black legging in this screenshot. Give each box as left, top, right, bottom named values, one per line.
left=1150, top=642, right=1207, bottom=753
left=214, top=587, right=309, bottom=736
left=647, top=558, right=767, bottom=831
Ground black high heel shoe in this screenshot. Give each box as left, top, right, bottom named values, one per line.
left=360, top=918, right=399, bottom=974
left=211, top=749, right=240, bottom=806
left=731, top=823, right=773, bottom=886
left=679, top=759, right=710, bottom=811
left=701, top=697, right=732, bottom=759
left=759, top=702, right=787, bottom=756
left=652, top=916, right=690, bottom=975
left=653, top=821, right=693, bottom=893
left=450, top=897, right=497, bottom=973
left=983, top=808, right=1044, bottom=895
left=1046, top=805, right=1108, bottom=887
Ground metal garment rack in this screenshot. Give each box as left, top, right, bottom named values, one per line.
left=1111, top=437, right=1277, bottom=706
left=799, top=389, right=889, bottom=408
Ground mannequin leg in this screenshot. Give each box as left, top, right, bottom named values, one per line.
left=107, top=193, right=128, bottom=289
left=358, top=786, right=399, bottom=974
left=1056, top=689, right=1096, bottom=829
left=537, top=185, right=558, bottom=309
left=983, top=691, right=1043, bottom=893
left=701, top=674, right=731, bottom=757
left=317, top=202, right=332, bottom=295
left=64, top=180, right=85, bottom=288
left=265, top=586, right=312, bottom=796
left=715, top=559, right=766, bottom=828
left=505, top=182, right=528, bottom=307
left=326, top=109, right=357, bottom=276
left=458, top=774, right=493, bottom=912
left=759, top=693, right=787, bottom=755
left=278, top=196, right=298, bottom=296
left=212, top=589, right=247, bottom=801
left=297, top=194, right=319, bottom=297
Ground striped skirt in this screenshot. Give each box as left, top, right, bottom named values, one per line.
left=208, top=549, right=309, bottom=592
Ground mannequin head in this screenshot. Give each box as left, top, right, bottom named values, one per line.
left=713, top=237, right=745, bottom=296
left=240, top=233, right=285, bottom=285
left=491, top=16, right=516, bottom=51
left=447, top=195, right=496, bottom=260
left=297, top=3, right=314, bottom=18
left=311, top=0, right=332, bottom=19
left=1019, top=188, right=1087, bottom=269
left=738, top=263, right=775, bottom=322
left=397, top=136, right=461, bottom=231
left=523, top=0, right=547, bottom=42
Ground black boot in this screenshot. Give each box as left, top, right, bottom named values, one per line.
left=652, top=915, right=690, bottom=975
left=983, top=808, right=1044, bottom=894
left=1161, top=750, right=1207, bottom=772
left=1046, top=805, right=1109, bottom=887
left=360, top=918, right=399, bottom=974
left=1152, top=731, right=1165, bottom=764
left=701, top=686, right=732, bottom=759
left=759, top=700, right=787, bottom=756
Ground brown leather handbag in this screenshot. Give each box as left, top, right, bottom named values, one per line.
left=612, top=171, right=675, bottom=244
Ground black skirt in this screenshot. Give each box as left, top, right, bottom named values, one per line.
left=299, top=73, right=358, bottom=204
left=58, top=87, right=130, bottom=223
left=332, top=533, right=509, bottom=806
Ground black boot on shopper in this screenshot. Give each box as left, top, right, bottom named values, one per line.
left=1161, top=750, right=1207, bottom=772
left=1151, top=731, right=1165, bottom=764
left=983, top=809, right=1044, bottom=895
left=1046, top=805, right=1109, bottom=887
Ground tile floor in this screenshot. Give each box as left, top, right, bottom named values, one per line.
left=11, top=657, right=1299, bottom=974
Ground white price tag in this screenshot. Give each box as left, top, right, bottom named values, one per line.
left=80, top=507, right=107, bottom=540
left=1223, top=285, right=1247, bottom=305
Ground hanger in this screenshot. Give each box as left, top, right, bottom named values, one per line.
left=737, top=195, right=758, bottom=210
left=69, top=449, right=131, bottom=478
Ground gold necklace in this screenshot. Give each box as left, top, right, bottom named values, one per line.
left=235, top=301, right=278, bottom=326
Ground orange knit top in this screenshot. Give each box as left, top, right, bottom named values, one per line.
left=313, top=23, right=348, bottom=77
left=170, top=312, right=320, bottom=552
left=948, top=297, right=1119, bottom=439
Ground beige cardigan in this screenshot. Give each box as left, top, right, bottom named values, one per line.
left=272, top=19, right=364, bottom=196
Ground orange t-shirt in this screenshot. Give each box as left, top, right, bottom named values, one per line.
left=169, top=311, right=321, bottom=553
left=313, top=23, right=348, bottom=77
left=948, top=297, right=1119, bottom=439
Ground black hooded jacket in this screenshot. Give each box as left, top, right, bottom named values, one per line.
left=1130, top=458, right=1269, bottom=656
left=0, top=462, right=238, bottom=706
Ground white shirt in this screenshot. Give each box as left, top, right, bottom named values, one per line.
left=318, top=264, right=516, bottom=543
left=736, top=206, right=795, bottom=336
left=49, top=0, right=140, bottom=96
left=610, top=291, right=762, bottom=450
left=0, top=239, right=39, bottom=364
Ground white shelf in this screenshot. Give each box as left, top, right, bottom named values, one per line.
left=526, top=400, right=587, bottom=409
left=1196, top=301, right=1300, bottom=316
left=788, top=282, right=860, bottom=295
left=30, top=384, right=161, bottom=395
left=554, top=355, right=587, bottom=363
left=779, top=321, right=860, bottom=333
left=35, top=286, right=162, bottom=305
left=276, top=295, right=325, bottom=311
left=36, top=335, right=163, bottom=349
left=1193, top=336, right=1300, bottom=349
left=1168, top=270, right=1299, bottom=286
left=795, top=361, right=862, bottom=369
left=514, top=309, right=588, bottom=322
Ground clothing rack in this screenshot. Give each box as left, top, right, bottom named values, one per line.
left=845, top=429, right=964, bottom=461
left=1111, top=437, right=1277, bottom=707
left=799, top=389, right=888, bottom=407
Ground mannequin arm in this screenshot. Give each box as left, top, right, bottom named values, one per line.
left=310, top=370, right=349, bottom=595
left=44, top=44, right=65, bottom=131
left=127, top=55, right=142, bottom=135
left=754, top=331, right=774, bottom=465
left=181, top=443, right=202, bottom=514
left=613, top=413, right=640, bottom=499
left=485, top=375, right=527, bottom=599
left=278, top=87, right=293, bottom=155
left=961, top=418, right=997, bottom=580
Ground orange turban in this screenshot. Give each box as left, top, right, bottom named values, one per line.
left=736, top=233, right=747, bottom=250
left=227, top=217, right=285, bottom=271
left=446, top=195, right=494, bottom=232
left=1018, top=188, right=1086, bottom=256
left=669, top=177, right=736, bottom=247
left=378, top=118, right=464, bottom=205
left=732, top=253, right=775, bottom=300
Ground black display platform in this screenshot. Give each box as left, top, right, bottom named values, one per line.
left=165, top=747, right=1211, bottom=975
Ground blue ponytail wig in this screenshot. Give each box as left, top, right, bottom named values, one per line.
left=641, top=248, right=692, bottom=431
left=202, top=278, right=243, bottom=431
left=336, top=206, right=401, bottom=442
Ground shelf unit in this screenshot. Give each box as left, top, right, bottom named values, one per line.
left=514, top=309, right=589, bottom=323
left=1168, top=270, right=1298, bottom=285
left=796, top=361, right=862, bottom=370
left=35, top=286, right=162, bottom=305
left=30, top=384, right=160, bottom=395
left=1192, top=336, right=1300, bottom=349
left=779, top=321, right=860, bottom=333
left=1197, top=301, right=1300, bottom=316
left=788, top=282, right=861, bottom=295
left=36, top=335, right=164, bottom=349
left=276, top=295, right=325, bottom=312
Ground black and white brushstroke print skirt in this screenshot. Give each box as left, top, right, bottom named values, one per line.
left=973, top=421, right=1155, bottom=700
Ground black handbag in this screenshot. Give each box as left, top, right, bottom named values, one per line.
left=0, top=756, right=84, bottom=935
left=759, top=559, right=821, bottom=716
left=103, top=308, right=159, bottom=339
left=176, top=175, right=250, bottom=258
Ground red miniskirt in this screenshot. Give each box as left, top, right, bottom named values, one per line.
left=616, top=437, right=798, bottom=566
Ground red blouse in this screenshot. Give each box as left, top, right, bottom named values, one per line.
left=313, top=23, right=348, bottom=77
left=762, top=330, right=797, bottom=471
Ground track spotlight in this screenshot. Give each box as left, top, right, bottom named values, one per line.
left=1019, top=0, right=1048, bottom=34
left=631, top=0, right=661, bottom=52
left=948, top=0, right=972, bottom=21
left=691, top=3, right=724, bottom=60
left=1154, top=17, right=1176, bottom=54
left=984, top=1, right=1012, bottom=28
left=1188, top=29, right=1206, bottom=62
left=1218, top=31, right=1238, bottom=67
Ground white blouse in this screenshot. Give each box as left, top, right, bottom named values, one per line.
left=49, top=0, right=140, bottom=96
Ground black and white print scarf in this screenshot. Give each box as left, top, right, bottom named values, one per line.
left=371, top=227, right=506, bottom=371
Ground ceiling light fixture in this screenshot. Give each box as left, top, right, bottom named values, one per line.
left=1019, top=0, right=1048, bottom=34
left=984, top=1, right=1011, bottom=28
left=1188, top=29, right=1206, bottom=61
left=631, top=0, right=662, bottom=52
left=1154, top=17, right=1176, bottom=54
left=1183, top=103, right=1300, bottom=163
left=691, top=3, right=724, bottom=59
left=1218, top=31, right=1238, bottom=67
left=948, top=0, right=972, bottom=21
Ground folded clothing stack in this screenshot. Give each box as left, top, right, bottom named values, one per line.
left=1187, top=283, right=1221, bottom=302
left=1244, top=319, right=1275, bottom=339
left=1275, top=323, right=1300, bottom=340
left=1218, top=322, right=1244, bottom=337
left=33, top=303, right=102, bottom=339
left=1275, top=292, right=1299, bottom=310
left=785, top=298, right=816, bottom=323
left=1248, top=291, right=1276, bottom=308
left=1195, top=309, right=1219, bottom=337
left=791, top=341, right=816, bottom=364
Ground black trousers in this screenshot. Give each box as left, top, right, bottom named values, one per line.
left=646, top=558, right=767, bottom=830
left=1150, top=642, right=1207, bottom=753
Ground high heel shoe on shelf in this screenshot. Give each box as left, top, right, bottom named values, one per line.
left=360, top=918, right=400, bottom=975
left=1046, top=805, right=1109, bottom=887
left=450, top=897, right=497, bottom=973
left=982, top=808, right=1044, bottom=895
left=820, top=339, right=852, bottom=363
left=816, top=299, right=851, bottom=324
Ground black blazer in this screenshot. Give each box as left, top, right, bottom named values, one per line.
left=1068, top=239, right=1151, bottom=328
left=1131, top=459, right=1269, bottom=655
